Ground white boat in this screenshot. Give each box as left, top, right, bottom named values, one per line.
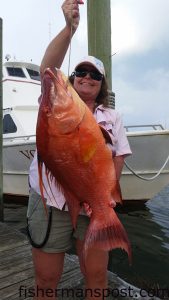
left=3, top=61, right=39, bottom=198
left=121, top=125, right=169, bottom=200
left=2, top=61, right=169, bottom=201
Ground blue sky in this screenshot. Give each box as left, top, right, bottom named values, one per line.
left=1, top=0, right=169, bottom=128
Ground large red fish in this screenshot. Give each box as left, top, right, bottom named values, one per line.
left=36, top=68, right=131, bottom=262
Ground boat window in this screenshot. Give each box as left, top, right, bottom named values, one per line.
left=6, top=67, right=26, bottom=78
left=3, top=114, right=17, bottom=134
left=26, top=68, right=40, bottom=81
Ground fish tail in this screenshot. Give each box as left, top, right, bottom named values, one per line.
left=83, top=209, right=132, bottom=264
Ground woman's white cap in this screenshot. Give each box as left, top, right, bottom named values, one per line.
left=74, top=55, right=105, bottom=76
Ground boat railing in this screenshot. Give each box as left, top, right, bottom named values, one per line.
left=3, top=134, right=36, bottom=143
left=125, top=124, right=165, bottom=132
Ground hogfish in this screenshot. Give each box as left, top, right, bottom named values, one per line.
left=36, top=68, right=131, bottom=262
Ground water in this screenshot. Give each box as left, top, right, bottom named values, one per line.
left=108, top=184, right=169, bottom=298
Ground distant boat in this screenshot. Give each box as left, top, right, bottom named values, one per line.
left=3, top=60, right=169, bottom=201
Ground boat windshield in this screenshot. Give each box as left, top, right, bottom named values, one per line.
left=26, top=68, right=40, bottom=81
left=5, top=66, right=40, bottom=81
left=7, top=67, right=26, bottom=78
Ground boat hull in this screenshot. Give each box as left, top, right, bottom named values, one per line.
left=121, top=172, right=169, bottom=200
left=121, top=130, right=169, bottom=200
left=3, top=139, right=35, bottom=197
left=3, top=129, right=169, bottom=201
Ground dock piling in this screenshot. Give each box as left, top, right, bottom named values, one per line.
left=87, top=0, right=112, bottom=90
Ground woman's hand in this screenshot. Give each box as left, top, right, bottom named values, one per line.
left=83, top=199, right=116, bottom=218
left=83, top=202, right=92, bottom=217
left=109, top=199, right=116, bottom=208
left=62, top=0, right=84, bottom=34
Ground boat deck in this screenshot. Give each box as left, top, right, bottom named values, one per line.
left=0, top=203, right=159, bottom=300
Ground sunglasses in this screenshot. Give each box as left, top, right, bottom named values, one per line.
left=71, top=69, right=103, bottom=81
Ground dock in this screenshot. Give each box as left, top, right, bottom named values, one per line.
left=0, top=203, right=159, bottom=300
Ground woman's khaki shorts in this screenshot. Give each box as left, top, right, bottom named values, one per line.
left=27, top=188, right=90, bottom=253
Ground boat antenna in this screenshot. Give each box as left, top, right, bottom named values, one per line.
left=5, top=54, right=11, bottom=61
left=111, top=52, right=117, bottom=57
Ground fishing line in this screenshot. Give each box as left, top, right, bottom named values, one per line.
left=67, top=2, right=74, bottom=80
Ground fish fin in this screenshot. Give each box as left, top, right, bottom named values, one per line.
left=63, top=190, right=81, bottom=229
left=83, top=209, right=132, bottom=265
left=99, top=125, right=113, bottom=145
left=79, top=128, right=97, bottom=162
left=44, top=169, right=60, bottom=207
left=111, top=180, right=123, bottom=204
left=37, top=154, right=60, bottom=209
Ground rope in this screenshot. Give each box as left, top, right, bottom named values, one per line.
left=124, top=154, right=169, bottom=181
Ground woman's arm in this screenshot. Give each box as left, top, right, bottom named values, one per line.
left=113, top=155, right=125, bottom=180
left=40, top=0, right=84, bottom=75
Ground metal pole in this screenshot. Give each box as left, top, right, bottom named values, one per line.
left=87, top=0, right=112, bottom=90
left=0, top=18, right=4, bottom=222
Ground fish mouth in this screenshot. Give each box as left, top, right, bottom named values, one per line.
left=41, top=68, right=70, bottom=119
left=44, top=67, right=58, bottom=81
left=42, top=68, right=57, bottom=89
left=43, top=67, right=62, bottom=101
left=40, top=68, right=58, bottom=113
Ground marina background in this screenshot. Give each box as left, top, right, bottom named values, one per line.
left=1, top=0, right=169, bottom=298
left=1, top=0, right=169, bottom=127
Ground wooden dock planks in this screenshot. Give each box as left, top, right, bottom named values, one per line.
left=0, top=204, right=85, bottom=299
left=0, top=203, right=160, bottom=300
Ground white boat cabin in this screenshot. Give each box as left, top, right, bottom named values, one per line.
left=3, top=61, right=41, bottom=138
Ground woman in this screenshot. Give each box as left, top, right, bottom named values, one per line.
left=27, top=1, right=132, bottom=299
